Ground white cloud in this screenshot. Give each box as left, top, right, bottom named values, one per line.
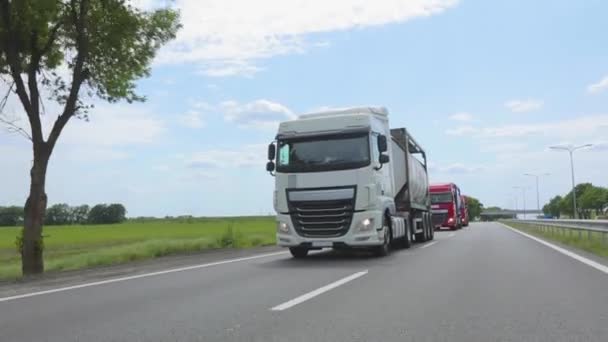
left=0, top=80, right=164, bottom=147
left=186, top=144, right=265, bottom=169
left=504, top=99, right=544, bottom=113
left=479, top=114, right=608, bottom=139
left=480, top=142, right=528, bottom=153
left=589, top=141, right=608, bottom=151
left=220, top=99, right=296, bottom=130
left=155, top=0, right=459, bottom=76
left=61, top=104, right=165, bottom=146
left=449, top=112, right=473, bottom=122
left=445, top=125, right=477, bottom=136
left=199, top=61, right=263, bottom=78
left=177, top=110, right=205, bottom=128
left=59, top=147, right=131, bottom=162
left=587, top=75, right=608, bottom=94
left=430, top=162, right=484, bottom=175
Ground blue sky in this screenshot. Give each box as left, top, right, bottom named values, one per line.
left=2, top=0, right=608, bottom=216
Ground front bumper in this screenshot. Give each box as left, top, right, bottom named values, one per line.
left=276, top=210, right=386, bottom=248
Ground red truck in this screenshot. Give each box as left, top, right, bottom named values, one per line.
left=430, top=183, right=463, bottom=230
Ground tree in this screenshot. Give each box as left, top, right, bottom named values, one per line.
left=72, top=204, right=89, bottom=224
left=45, top=203, right=71, bottom=225
left=87, top=204, right=107, bottom=224
left=87, top=203, right=126, bottom=224
left=542, top=195, right=562, bottom=218
left=560, top=183, right=594, bottom=218
left=0, top=1, right=180, bottom=275
left=105, top=203, right=126, bottom=223
left=464, top=195, right=483, bottom=221
left=579, top=185, right=608, bottom=218
left=0, top=206, right=23, bottom=226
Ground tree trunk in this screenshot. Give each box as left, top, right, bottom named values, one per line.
left=21, top=151, right=50, bottom=276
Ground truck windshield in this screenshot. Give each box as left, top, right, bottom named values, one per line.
left=431, top=192, right=453, bottom=204
left=276, top=133, right=370, bottom=173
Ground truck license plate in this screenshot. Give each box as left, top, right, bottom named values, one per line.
left=312, top=241, right=333, bottom=247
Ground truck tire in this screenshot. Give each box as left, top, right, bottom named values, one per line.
left=402, top=220, right=412, bottom=249
left=374, top=222, right=391, bottom=257
left=415, top=215, right=427, bottom=242
left=289, top=247, right=309, bottom=258
left=428, top=213, right=435, bottom=241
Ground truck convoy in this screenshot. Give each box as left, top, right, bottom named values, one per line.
left=266, top=107, right=434, bottom=258
left=430, top=183, right=464, bottom=230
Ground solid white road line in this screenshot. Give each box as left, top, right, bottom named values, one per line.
left=447, top=233, right=455, bottom=238
left=500, top=223, right=608, bottom=276
left=420, top=241, right=438, bottom=249
left=271, top=270, right=368, bottom=311
left=0, top=251, right=289, bottom=303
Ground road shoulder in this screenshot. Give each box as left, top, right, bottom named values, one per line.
left=0, top=245, right=283, bottom=299
left=498, top=221, right=608, bottom=271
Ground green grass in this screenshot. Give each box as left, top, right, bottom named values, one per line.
left=502, top=221, right=608, bottom=258
left=0, top=217, right=276, bottom=281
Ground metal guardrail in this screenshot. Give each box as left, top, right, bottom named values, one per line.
left=507, top=219, right=608, bottom=233
left=504, top=219, right=608, bottom=245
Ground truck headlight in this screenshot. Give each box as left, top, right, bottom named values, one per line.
left=277, top=221, right=290, bottom=234
left=357, top=218, right=375, bottom=232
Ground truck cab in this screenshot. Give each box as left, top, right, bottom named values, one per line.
left=430, top=183, right=463, bottom=230
left=266, top=107, right=433, bottom=258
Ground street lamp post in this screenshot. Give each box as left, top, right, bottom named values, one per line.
left=513, top=186, right=528, bottom=219
left=524, top=173, right=550, bottom=213
left=550, top=144, right=592, bottom=219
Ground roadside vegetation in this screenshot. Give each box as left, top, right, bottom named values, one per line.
left=502, top=221, right=608, bottom=259
left=0, top=217, right=275, bottom=281
left=543, top=183, right=608, bottom=219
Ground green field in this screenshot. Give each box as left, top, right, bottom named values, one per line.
left=0, top=217, right=276, bottom=281
left=502, top=221, right=608, bottom=258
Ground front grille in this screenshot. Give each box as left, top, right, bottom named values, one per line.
left=289, top=199, right=354, bottom=237
left=432, top=213, right=447, bottom=227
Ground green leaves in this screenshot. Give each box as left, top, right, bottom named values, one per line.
left=1, top=0, right=181, bottom=110
left=464, top=195, right=483, bottom=220
left=84, top=2, right=180, bottom=103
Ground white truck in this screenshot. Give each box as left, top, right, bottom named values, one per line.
left=266, top=107, right=433, bottom=258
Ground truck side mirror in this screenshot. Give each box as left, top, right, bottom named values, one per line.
left=379, top=154, right=389, bottom=164
left=377, top=135, right=388, bottom=153
left=266, top=161, right=276, bottom=172
left=267, top=143, right=276, bottom=160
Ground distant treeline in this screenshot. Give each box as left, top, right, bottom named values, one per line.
left=0, top=203, right=127, bottom=227
left=543, top=183, right=608, bottom=219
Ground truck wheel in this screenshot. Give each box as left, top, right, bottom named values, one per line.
left=402, top=222, right=412, bottom=249
left=415, top=216, right=427, bottom=242
left=289, top=247, right=309, bottom=258
left=428, top=214, right=435, bottom=241
left=374, top=224, right=391, bottom=257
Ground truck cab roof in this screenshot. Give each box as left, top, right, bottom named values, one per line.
left=277, top=106, right=389, bottom=139
left=430, top=183, right=458, bottom=193
left=298, top=106, right=388, bottom=119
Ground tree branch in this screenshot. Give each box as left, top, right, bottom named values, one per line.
left=40, top=20, right=63, bottom=57
left=0, top=0, right=44, bottom=145
left=28, top=31, right=42, bottom=127
left=0, top=114, right=32, bottom=141
left=0, top=81, right=13, bottom=111
left=47, top=0, right=90, bottom=151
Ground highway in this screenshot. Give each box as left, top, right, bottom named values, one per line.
left=1, top=222, right=607, bottom=342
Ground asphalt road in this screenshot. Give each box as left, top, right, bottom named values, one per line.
left=1, top=222, right=607, bottom=342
